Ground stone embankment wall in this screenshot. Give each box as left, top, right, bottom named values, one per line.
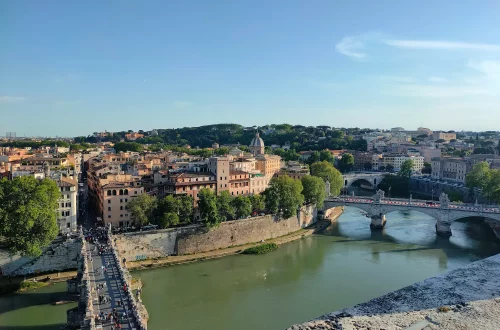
left=115, top=225, right=199, bottom=261
left=117, top=204, right=319, bottom=261
left=0, top=237, right=82, bottom=276
left=178, top=204, right=317, bottom=255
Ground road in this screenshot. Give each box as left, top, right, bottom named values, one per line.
left=87, top=240, right=139, bottom=329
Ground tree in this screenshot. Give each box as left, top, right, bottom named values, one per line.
left=310, top=161, right=343, bottom=196
left=364, top=162, right=372, bottom=171
left=399, top=159, right=414, bottom=178
left=198, top=188, right=220, bottom=227
left=306, top=151, right=321, bottom=164
left=263, top=175, right=304, bottom=219
left=338, top=153, right=355, bottom=173
left=0, top=177, right=60, bottom=256
left=319, top=150, right=334, bottom=163
left=157, top=212, right=180, bottom=229
left=465, top=162, right=491, bottom=190
left=378, top=174, right=410, bottom=198
left=232, top=196, right=252, bottom=219
left=178, top=195, right=194, bottom=224
left=386, top=164, right=395, bottom=173
left=217, top=190, right=235, bottom=221
left=249, top=194, right=265, bottom=213
left=422, top=162, right=432, bottom=174
left=113, top=142, right=143, bottom=152
left=126, top=194, right=156, bottom=226
left=301, top=175, right=326, bottom=208
left=485, top=169, right=500, bottom=203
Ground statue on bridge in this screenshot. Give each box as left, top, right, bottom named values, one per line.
left=439, top=192, right=450, bottom=208
left=373, top=189, right=385, bottom=204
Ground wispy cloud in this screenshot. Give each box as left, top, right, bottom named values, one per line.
left=428, top=76, right=448, bottom=83
left=335, top=36, right=366, bottom=59
left=173, top=101, right=192, bottom=108
left=384, top=40, right=500, bottom=51
left=467, top=60, right=500, bottom=77
left=0, top=96, right=25, bottom=103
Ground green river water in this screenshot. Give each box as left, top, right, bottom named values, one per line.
left=1, top=206, right=500, bottom=329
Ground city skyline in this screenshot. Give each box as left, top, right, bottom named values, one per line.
left=1, top=1, right=500, bottom=136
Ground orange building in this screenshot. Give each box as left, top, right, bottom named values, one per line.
left=229, top=170, right=250, bottom=196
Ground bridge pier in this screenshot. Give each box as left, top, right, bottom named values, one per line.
left=436, top=220, right=452, bottom=237
left=370, top=214, right=386, bottom=230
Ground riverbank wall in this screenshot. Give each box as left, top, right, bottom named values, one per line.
left=0, top=236, right=81, bottom=276
left=116, top=204, right=319, bottom=262
left=127, top=206, right=343, bottom=270
left=287, top=253, right=500, bottom=330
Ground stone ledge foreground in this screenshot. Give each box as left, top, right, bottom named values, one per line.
left=287, top=254, right=500, bottom=330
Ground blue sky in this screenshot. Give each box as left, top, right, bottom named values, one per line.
left=1, top=1, right=500, bottom=137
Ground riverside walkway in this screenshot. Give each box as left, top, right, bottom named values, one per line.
left=84, top=228, right=147, bottom=330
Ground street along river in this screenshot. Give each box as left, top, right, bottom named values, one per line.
left=1, top=206, right=499, bottom=329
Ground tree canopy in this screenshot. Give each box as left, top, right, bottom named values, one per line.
left=338, top=153, right=355, bottom=173
left=310, top=161, right=343, bottom=196
left=301, top=175, right=326, bottom=208
left=198, top=188, right=220, bottom=227
left=0, top=177, right=60, bottom=256
left=232, top=196, right=252, bottom=219
left=216, top=191, right=236, bottom=221
left=398, top=159, right=414, bottom=178
left=126, top=193, right=156, bottom=226
left=263, top=175, right=304, bottom=219
left=466, top=162, right=491, bottom=191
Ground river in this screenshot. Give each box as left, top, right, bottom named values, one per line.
left=1, top=206, right=499, bottom=329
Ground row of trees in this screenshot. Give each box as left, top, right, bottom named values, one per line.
left=126, top=161, right=344, bottom=229
left=0, top=177, right=60, bottom=256
left=465, top=162, right=500, bottom=204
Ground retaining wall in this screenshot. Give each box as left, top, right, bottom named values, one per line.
left=117, top=204, right=318, bottom=261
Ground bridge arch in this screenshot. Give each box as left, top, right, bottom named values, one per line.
left=342, top=174, right=385, bottom=191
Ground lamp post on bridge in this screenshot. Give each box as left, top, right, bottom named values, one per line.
left=431, top=189, right=434, bottom=202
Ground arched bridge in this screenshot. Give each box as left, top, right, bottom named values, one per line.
left=342, top=172, right=386, bottom=191
left=324, top=190, right=500, bottom=237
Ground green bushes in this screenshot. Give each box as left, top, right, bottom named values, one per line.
left=242, top=243, right=278, bottom=255
left=17, top=280, right=48, bottom=292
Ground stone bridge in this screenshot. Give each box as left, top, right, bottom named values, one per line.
left=342, top=172, right=386, bottom=191
left=66, top=227, right=148, bottom=329
left=324, top=190, right=500, bottom=237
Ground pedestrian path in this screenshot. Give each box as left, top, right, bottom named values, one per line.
left=87, top=239, right=140, bottom=329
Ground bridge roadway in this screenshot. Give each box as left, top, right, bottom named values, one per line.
left=86, top=239, right=139, bottom=329
left=333, top=197, right=500, bottom=214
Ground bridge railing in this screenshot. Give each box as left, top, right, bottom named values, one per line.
left=108, top=231, right=148, bottom=330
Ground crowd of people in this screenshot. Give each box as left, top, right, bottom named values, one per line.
left=84, top=226, right=143, bottom=330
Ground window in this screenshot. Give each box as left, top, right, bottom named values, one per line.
left=135, top=191, right=138, bottom=194
left=120, top=199, right=123, bottom=203
left=120, top=206, right=123, bottom=210
left=107, top=190, right=111, bottom=196
left=124, top=189, right=128, bottom=195
left=66, top=187, right=71, bottom=191
left=125, top=214, right=128, bottom=217
left=125, top=199, right=128, bottom=202
left=112, top=190, right=117, bottom=196
left=108, top=215, right=111, bottom=218
left=108, top=200, right=111, bottom=204
left=67, top=223, right=71, bottom=228
left=65, top=211, right=70, bottom=216
left=108, top=207, right=111, bottom=211
left=120, top=214, right=123, bottom=217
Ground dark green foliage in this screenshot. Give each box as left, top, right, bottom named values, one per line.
left=232, top=196, right=252, bottom=219
left=198, top=188, right=220, bottom=227
left=113, top=142, right=144, bottom=152
left=398, top=159, right=414, bottom=178
left=310, top=161, right=343, bottom=196
left=301, top=175, right=326, bottom=208
left=126, top=194, right=156, bottom=226
left=217, top=191, right=236, bottom=221
left=242, top=243, right=278, bottom=254
left=0, top=177, right=60, bottom=256
left=378, top=174, right=410, bottom=198
left=262, top=176, right=304, bottom=219
left=338, top=153, right=355, bottom=173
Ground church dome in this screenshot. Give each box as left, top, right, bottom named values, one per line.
left=250, top=132, right=264, bottom=148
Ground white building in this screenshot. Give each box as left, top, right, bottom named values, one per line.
left=55, top=176, right=78, bottom=233
left=372, top=154, right=424, bottom=172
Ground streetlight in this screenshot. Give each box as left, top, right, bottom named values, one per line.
left=431, top=189, right=434, bottom=202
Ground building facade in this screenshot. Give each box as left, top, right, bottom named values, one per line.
left=431, top=158, right=471, bottom=183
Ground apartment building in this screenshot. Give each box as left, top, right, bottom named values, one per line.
left=229, top=170, right=250, bottom=196
left=56, top=176, right=78, bottom=234
left=255, top=154, right=282, bottom=177
left=208, top=156, right=231, bottom=195
left=164, top=172, right=216, bottom=204
left=97, top=174, right=144, bottom=227
left=432, top=131, right=456, bottom=141
left=431, top=157, right=471, bottom=183
left=372, top=154, right=424, bottom=172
